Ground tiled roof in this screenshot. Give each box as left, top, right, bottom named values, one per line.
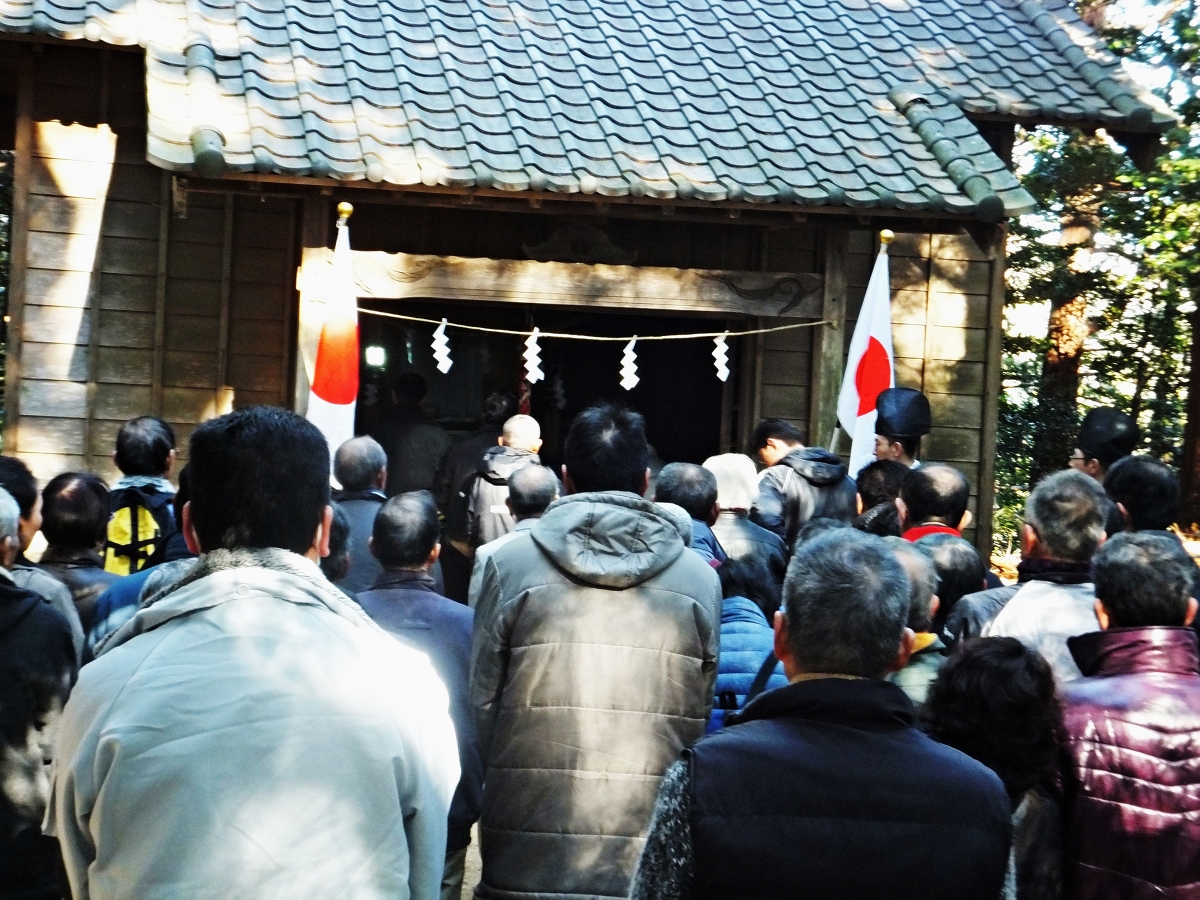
left=0, top=0, right=1174, bottom=220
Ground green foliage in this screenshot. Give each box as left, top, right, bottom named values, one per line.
left=995, top=0, right=1200, bottom=551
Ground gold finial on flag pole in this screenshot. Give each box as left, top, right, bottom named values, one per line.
left=879, top=229, right=895, bottom=245
left=336, top=202, right=353, bottom=230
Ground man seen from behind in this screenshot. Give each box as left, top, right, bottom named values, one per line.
left=49, top=406, right=459, bottom=900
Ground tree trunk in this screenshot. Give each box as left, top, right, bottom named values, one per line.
left=1030, top=295, right=1090, bottom=483
left=1179, top=306, right=1200, bottom=527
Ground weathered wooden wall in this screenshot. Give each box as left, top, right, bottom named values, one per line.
left=4, top=44, right=295, bottom=484
left=844, top=230, right=1004, bottom=549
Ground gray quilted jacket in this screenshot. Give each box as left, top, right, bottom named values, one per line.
left=470, top=491, right=721, bottom=900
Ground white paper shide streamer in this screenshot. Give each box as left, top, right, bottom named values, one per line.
left=432, top=318, right=453, bottom=373
left=620, top=337, right=639, bottom=391
left=713, top=333, right=729, bottom=382
left=524, top=328, right=544, bottom=383
left=553, top=372, right=567, bottom=409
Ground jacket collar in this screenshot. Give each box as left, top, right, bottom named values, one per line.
left=97, top=547, right=385, bottom=657
left=1068, top=627, right=1200, bottom=678
left=370, top=568, right=439, bottom=593
left=1016, top=557, right=1093, bottom=585
left=728, top=675, right=914, bottom=730
left=39, top=547, right=105, bottom=568
left=902, top=523, right=960, bottom=542
left=333, top=488, right=386, bottom=503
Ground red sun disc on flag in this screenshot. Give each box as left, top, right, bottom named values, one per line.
left=855, top=336, right=891, bottom=417
left=311, top=319, right=360, bottom=405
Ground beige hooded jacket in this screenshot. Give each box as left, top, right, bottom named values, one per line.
left=470, top=492, right=721, bottom=900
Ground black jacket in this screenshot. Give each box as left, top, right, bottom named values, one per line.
left=468, top=446, right=543, bottom=549
left=435, top=430, right=502, bottom=513
left=750, top=448, right=856, bottom=548
left=357, top=570, right=481, bottom=852
left=39, top=548, right=121, bottom=634
left=0, top=575, right=76, bottom=900
left=710, top=510, right=786, bottom=589
left=691, top=678, right=1011, bottom=900
left=332, top=489, right=386, bottom=595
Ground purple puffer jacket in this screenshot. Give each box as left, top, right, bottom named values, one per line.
left=1060, top=627, right=1200, bottom=900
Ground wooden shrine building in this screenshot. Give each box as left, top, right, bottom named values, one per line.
left=0, top=0, right=1174, bottom=550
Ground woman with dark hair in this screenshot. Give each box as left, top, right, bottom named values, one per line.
left=38, top=472, right=119, bottom=633
left=924, top=637, right=1063, bottom=900
left=708, top=558, right=787, bottom=732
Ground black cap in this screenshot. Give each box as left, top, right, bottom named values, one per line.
left=875, top=388, right=931, bottom=438
left=1077, top=408, right=1139, bottom=467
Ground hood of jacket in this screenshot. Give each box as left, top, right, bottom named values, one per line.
left=530, top=491, right=686, bottom=589
left=96, top=547, right=384, bottom=656
left=478, top=445, right=540, bottom=484
left=1068, top=626, right=1200, bottom=679
left=781, top=447, right=849, bottom=486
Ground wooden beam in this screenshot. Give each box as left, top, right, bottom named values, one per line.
left=298, top=248, right=824, bottom=319
left=4, top=49, right=33, bottom=455
left=975, top=223, right=1007, bottom=558
left=151, top=171, right=170, bottom=416
left=809, top=228, right=848, bottom=449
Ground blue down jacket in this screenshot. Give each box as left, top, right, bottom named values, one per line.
left=709, top=595, right=788, bottom=732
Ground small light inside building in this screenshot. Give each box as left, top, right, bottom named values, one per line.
left=364, top=345, right=387, bottom=368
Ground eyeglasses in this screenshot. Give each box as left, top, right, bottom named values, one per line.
left=1068, top=454, right=1093, bottom=464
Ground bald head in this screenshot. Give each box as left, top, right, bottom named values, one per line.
left=334, top=436, right=387, bottom=492
left=507, top=465, right=559, bottom=520
left=502, top=415, right=542, bottom=453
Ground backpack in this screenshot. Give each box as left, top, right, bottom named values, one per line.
left=104, top=486, right=176, bottom=576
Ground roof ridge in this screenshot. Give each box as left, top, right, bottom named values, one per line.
left=1017, top=0, right=1161, bottom=130
left=888, top=86, right=1026, bottom=223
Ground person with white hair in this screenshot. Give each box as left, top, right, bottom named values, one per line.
left=704, top=453, right=786, bottom=588
left=0, top=484, right=77, bottom=900
left=466, top=414, right=549, bottom=551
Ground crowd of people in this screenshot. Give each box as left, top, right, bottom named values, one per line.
left=1, top=390, right=1197, bottom=900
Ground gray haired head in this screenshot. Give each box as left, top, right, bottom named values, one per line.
left=1025, top=470, right=1109, bottom=562
left=0, top=487, right=21, bottom=551
left=334, top=436, right=387, bottom=493
left=884, top=537, right=939, bottom=632
left=783, top=529, right=910, bottom=678
left=1093, top=531, right=1196, bottom=628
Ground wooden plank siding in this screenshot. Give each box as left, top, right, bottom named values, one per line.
left=4, top=43, right=296, bottom=485
left=843, top=229, right=1000, bottom=549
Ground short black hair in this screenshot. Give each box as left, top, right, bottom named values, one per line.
left=924, top=637, right=1060, bottom=797
left=793, top=516, right=850, bottom=548
left=718, top=556, right=781, bottom=621
left=914, top=533, right=986, bottom=620
left=334, top=436, right=387, bottom=492
left=563, top=403, right=649, bottom=495
left=320, top=503, right=352, bottom=582
left=879, top=434, right=920, bottom=459
left=1093, top=531, right=1196, bottom=628
left=0, top=456, right=38, bottom=520
left=42, top=472, right=109, bottom=549
left=115, top=416, right=176, bottom=476
left=1103, top=456, right=1181, bottom=532
left=752, top=418, right=804, bottom=452
left=507, top=466, right=559, bottom=518
left=188, top=407, right=330, bottom=554
left=481, top=391, right=519, bottom=430
left=373, top=491, right=440, bottom=569
left=856, top=459, right=911, bottom=509
left=395, top=372, right=428, bottom=404
left=654, top=463, right=718, bottom=521
left=899, top=464, right=970, bottom=527
left=173, top=464, right=191, bottom=532
left=853, top=502, right=902, bottom=537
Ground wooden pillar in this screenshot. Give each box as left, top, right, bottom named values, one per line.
left=809, top=228, right=847, bottom=449
left=4, top=49, right=34, bottom=454
left=976, top=223, right=1007, bottom=557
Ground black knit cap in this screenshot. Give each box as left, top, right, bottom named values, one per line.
left=875, top=388, right=931, bottom=438
left=1076, top=408, right=1139, bottom=467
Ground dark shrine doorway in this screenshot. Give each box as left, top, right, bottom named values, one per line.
left=355, top=298, right=740, bottom=471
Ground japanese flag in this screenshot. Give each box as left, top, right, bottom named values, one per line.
left=836, top=237, right=894, bottom=478
left=306, top=218, right=359, bottom=458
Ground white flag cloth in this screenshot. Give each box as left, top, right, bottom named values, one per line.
left=836, top=242, right=894, bottom=478
left=306, top=220, right=359, bottom=459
